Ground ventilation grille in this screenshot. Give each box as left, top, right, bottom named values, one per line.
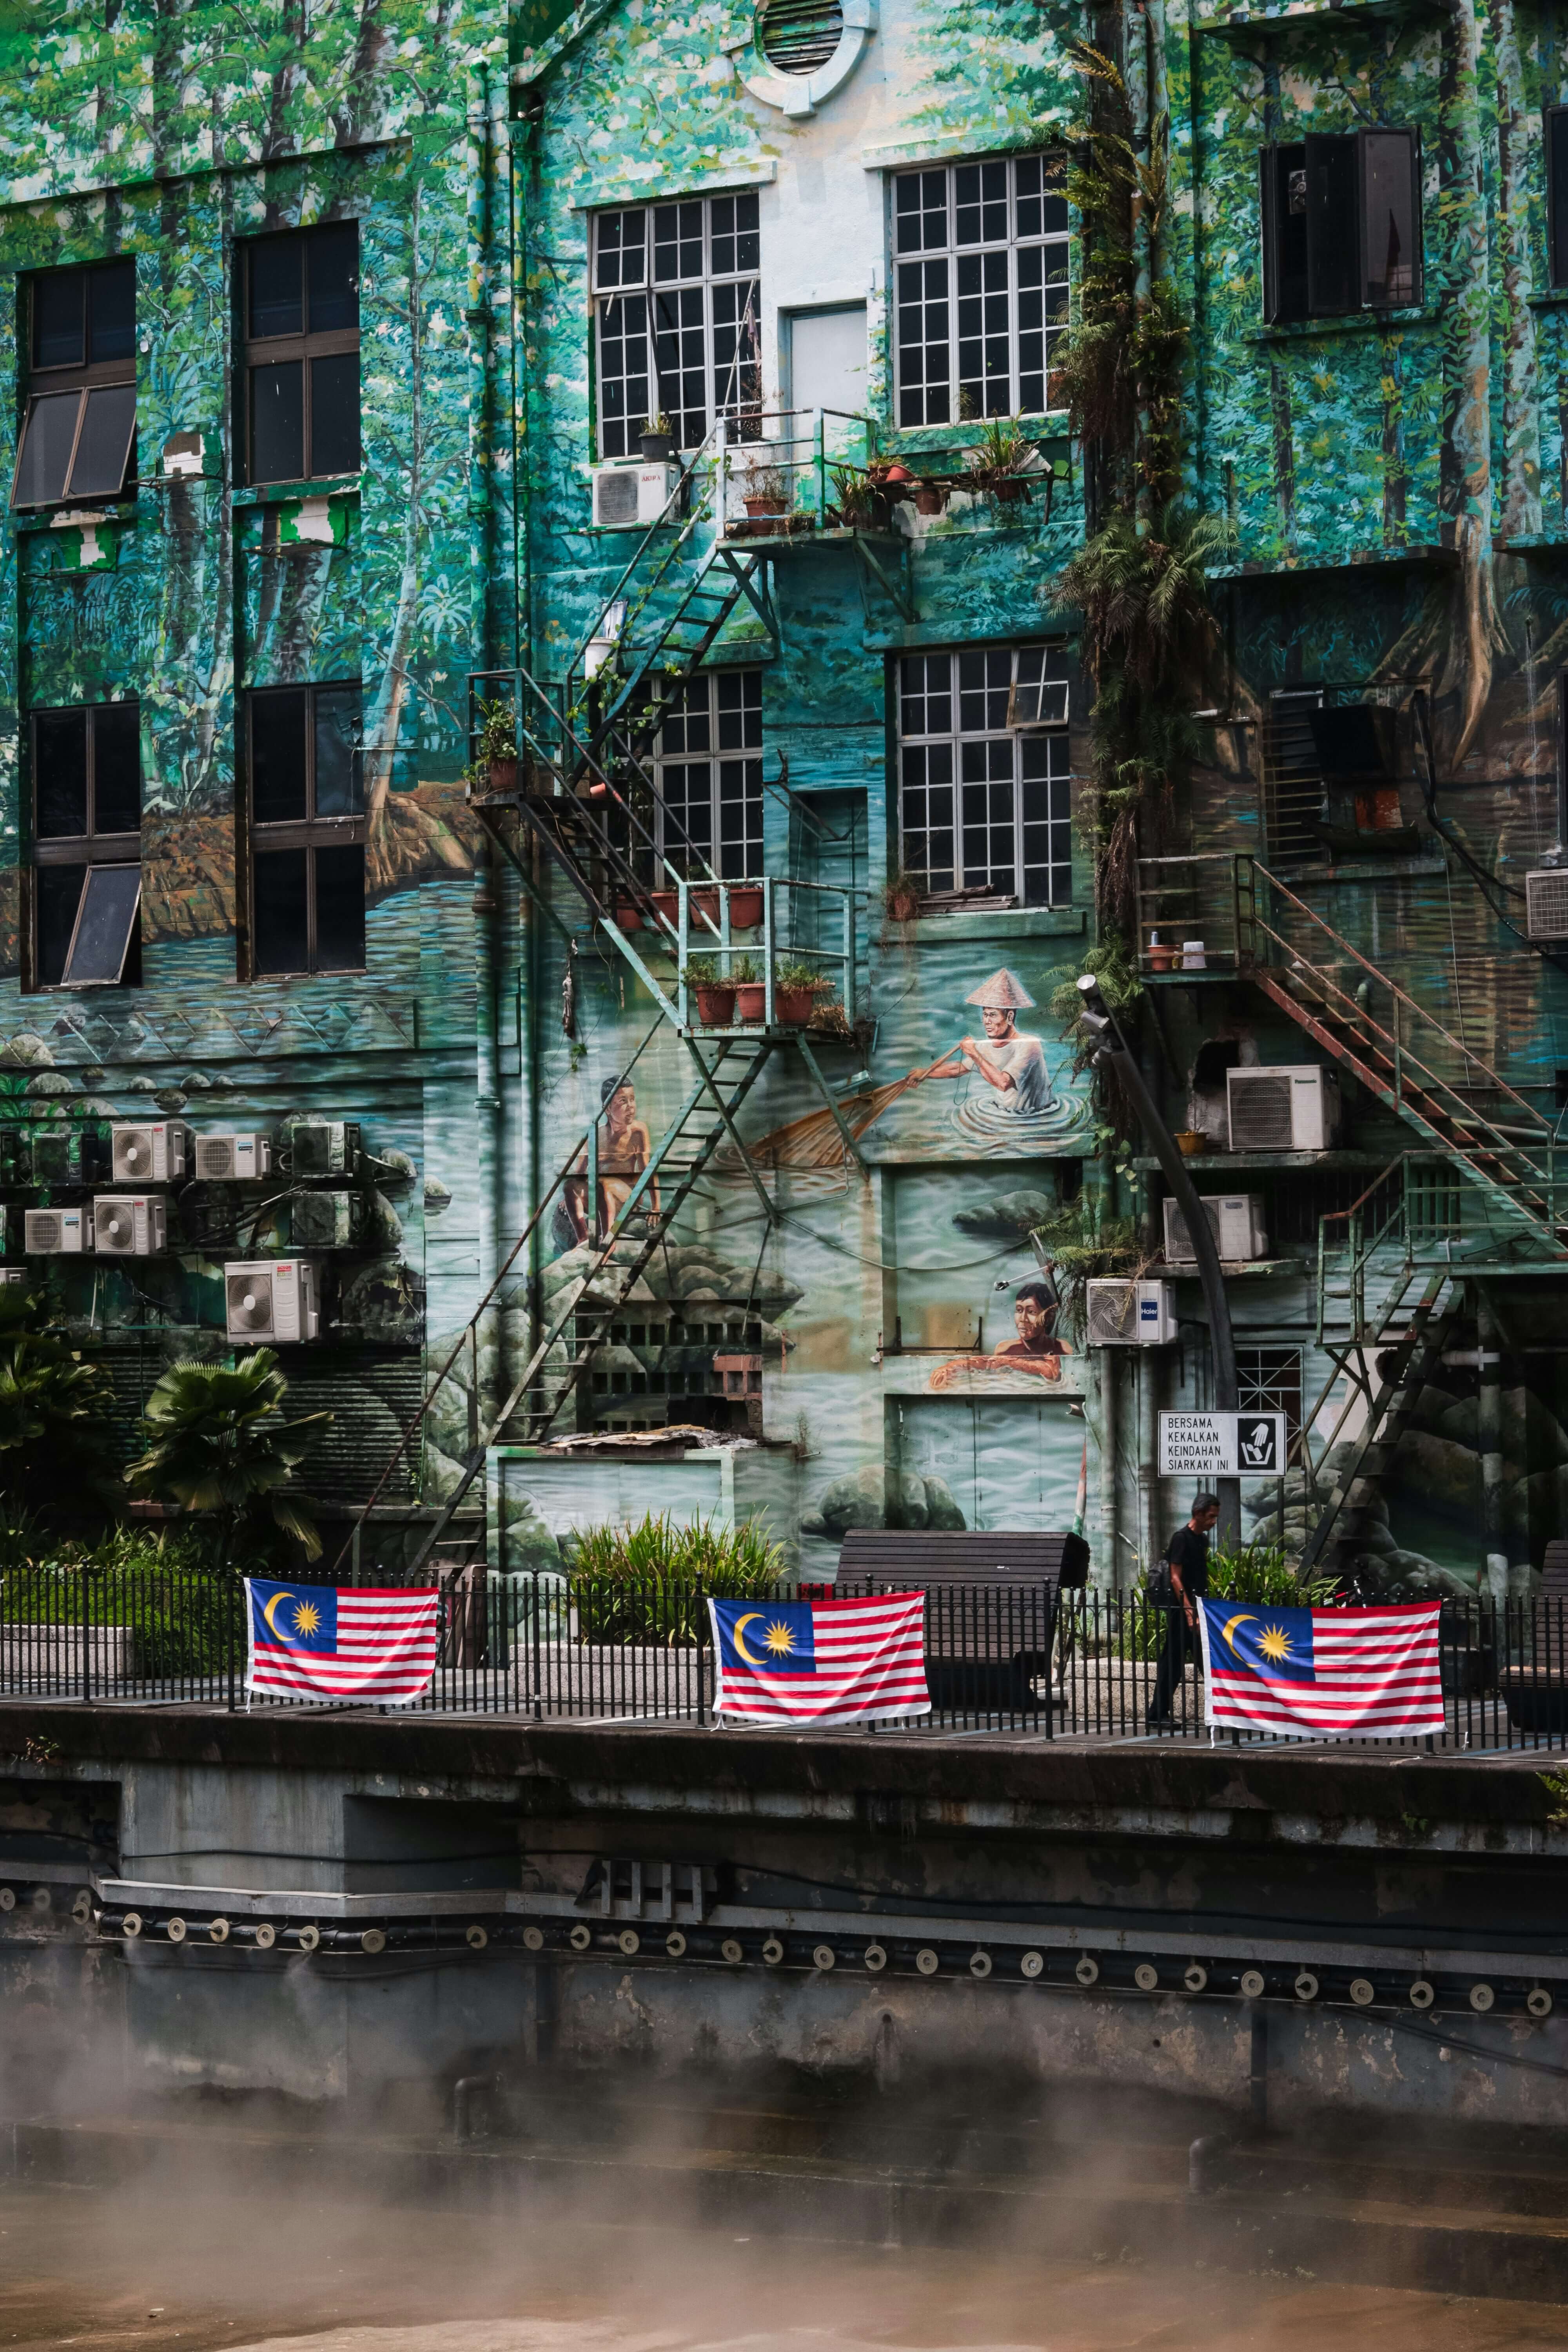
left=760, top=0, right=844, bottom=71
left=25, top=1212, right=61, bottom=1252
left=112, top=1127, right=155, bottom=1182
left=593, top=468, right=641, bottom=527
left=271, top=1348, right=426, bottom=1501
left=1527, top=870, right=1568, bottom=942
left=1228, top=1073, right=1296, bottom=1151
left=196, top=1137, right=235, bottom=1179
left=227, top=1269, right=275, bottom=1336
left=1085, top=1279, right=1138, bottom=1345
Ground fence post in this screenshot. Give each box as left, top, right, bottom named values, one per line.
left=696, top=1577, right=707, bottom=1726
left=80, top=1561, right=91, bottom=1705
left=229, top=1576, right=238, bottom=1712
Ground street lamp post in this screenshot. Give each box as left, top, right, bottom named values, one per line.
left=1076, top=973, right=1241, bottom=1544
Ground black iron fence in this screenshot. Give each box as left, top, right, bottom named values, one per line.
left=1, top=1570, right=1566, bottom=1751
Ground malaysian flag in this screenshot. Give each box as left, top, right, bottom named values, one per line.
left=708, top=1593, right=930, bottom=1727
left=1197, top=1598, right=1445, bottom=1739
left=245, top=1579, right=440, bottom=1705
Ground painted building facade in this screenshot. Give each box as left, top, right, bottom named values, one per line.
left=0, top=0, right=1564, bottom=1595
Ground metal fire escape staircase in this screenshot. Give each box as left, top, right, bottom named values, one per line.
left=332, top=432, right=864, bottom=1584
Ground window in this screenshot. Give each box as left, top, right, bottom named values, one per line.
left=30, top=701, right=142, bottom=988
left=898, top=646, right=1072, bottom=906
left=650, top=670, right=763, bottom=879
left=1551, top=110, right=1568, bottom=289
left=245, top=683, right=365, bottom=975
left=240, top=224, right=360, bottom=485
left=12, top=260, right=137, bottom=509
left=1260, top=132, right=1421, bottom=323
left=893, top=154, right=1066, bottom=427
left=1236, top=1346, right=1301, bottom=1442
left=593, top=195, right=761, bottom=457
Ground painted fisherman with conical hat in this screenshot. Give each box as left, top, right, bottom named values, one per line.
left=924, top=967, right=1055, bottom=1116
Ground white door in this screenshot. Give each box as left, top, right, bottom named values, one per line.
left=789, top=306, right=867, bottom=424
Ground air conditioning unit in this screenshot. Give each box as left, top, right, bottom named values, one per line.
left=25, top=1206, right=90, bottom=1254
left=225, top=1259, right=320, bottom=1344
left=194, top=1132, right=272, bottom=1181
left=93, top=1194, right=167, bottom=1256
left=284, top=1120, right=361, bottom=1178
left=1227, top=1065, right=1341, bottom=1152
left=1526, top=869, right=1568, bottom=942
left=1163, top=1193, right=1270, bottom=1265
left=0, top=1129, right=29, bottom=1186
left=1085, top=1277, right=1178, bottom=1346
left=590, top=461, right=681, bottom=530
left=291, top=1189, right=366, bottom=1250
left=30, top=1129, right=107, bottom=1186
left=111, top=1120, right=190, bottom=1185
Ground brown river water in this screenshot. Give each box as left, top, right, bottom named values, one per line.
left=3, top=2186, right=1566, bottom=2352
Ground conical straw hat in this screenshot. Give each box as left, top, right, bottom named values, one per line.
left=964, top=967, right=1036, bottom=1010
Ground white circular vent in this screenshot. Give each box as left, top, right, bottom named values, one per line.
left=760, top=0, right=843, bottom=72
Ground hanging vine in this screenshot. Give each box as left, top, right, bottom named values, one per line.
left=1048, top=36, right=1229, bottom=931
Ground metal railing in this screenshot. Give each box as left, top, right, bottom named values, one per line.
left=715, top=406, right=880, bottom=539
left=4, top=1571, right=1568, bottom=1752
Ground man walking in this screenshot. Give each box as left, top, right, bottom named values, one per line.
left=1147, top=1492, right=1220, bottom=1727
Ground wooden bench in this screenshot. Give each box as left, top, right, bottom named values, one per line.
left=833, top=1530, right=1090, bottom=1711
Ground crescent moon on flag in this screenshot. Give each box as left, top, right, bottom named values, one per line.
left=731, top=1612, right=766, bottom=1666
left=1221, top=1612, right=1256, bottom=1655
left=262, top=1590, right=298, bottom=1639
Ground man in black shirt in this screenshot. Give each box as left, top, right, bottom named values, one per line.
left=1148, top=1492, right=1220, bottom=1728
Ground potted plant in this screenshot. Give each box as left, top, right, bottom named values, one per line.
left=883, top=867, right=922, bottom=925
left=740, top=463, right=791, bottom=528
left=475, top=696, right=518, bottom=793
left=684, top=956, right=736, bottom=1027
left=612, top=896, right=644, bottom=934
left=827, top=463, right=890, bottom=532
left=1147, top=931, right=1175, bottom=974
left=726, top=883, right=764, bottom=930
left=911, top=476, right=950, bottom=517
left=640, top=412, right=675, bottom=462
left=775, top=958, right=827, bottom=1025
left=964, top=415, right=1040, bottom=508
left=728, top=952, right=765, bottom=1023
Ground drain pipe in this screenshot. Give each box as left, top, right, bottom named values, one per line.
left=1076, top=976, right=1241, bottom=1543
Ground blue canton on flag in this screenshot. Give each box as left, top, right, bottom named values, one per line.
left=243, top=1578, right=440, bottom=1706
left=712, top=1598, right=817, bottom=1677
left=249, top=1579, right=338, bottom=1653
left=1204, top=1602, right=1316, bottom=1684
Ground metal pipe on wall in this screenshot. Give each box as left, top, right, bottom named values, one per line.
left=1477, top=1288, right=1506, bottom=1595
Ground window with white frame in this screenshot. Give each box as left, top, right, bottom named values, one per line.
left=898, top=646, right=1072, bottom=906
left=1236, top=1345, right=1302, bottom=1440
left=893, top=154, right=1067, bottom=427
left=593, top=195, right=762, bottom=458
left=651, top=670, right=763, bottom=879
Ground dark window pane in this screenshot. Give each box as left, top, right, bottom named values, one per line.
left=32, top=272, right=84, bottom=370
left=254, top=847, right=309, bottom=975
left=1305, top=134, right=1357, bottom=316
left=314, top=843, right=365, bottom=970
left=14, top=392, right=80, bottom=506
left=61, top=864, right=140, bottom=986
left=93, top=704, right=141, bottom=835
left=1361, top=129, right=1418, bottom=307
left=36, top=866, right=84, bottom=986
left=250, top=361, right=304, bottom=482
left=313, top=685, right=362, bottom=815
left=309, top=352, right=360, bottom=475
left=88, top=261, right=136, bottom=363
left=249, top=236, right=304, bottom=339
left=307, top=223, right=359, bottom=331
left=1553, top=113, right=1568, bottom=289
left=250, top=691, right=308, bottom=824
left=35, top=710, right=88, bottom=839
left=65, top=382, right=136, bottom=497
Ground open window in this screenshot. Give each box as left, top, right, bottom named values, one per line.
left=1550, top=109, right=1568, bottom=290
left=239, top=224, right=360, bottom=485
left=1008, top=644, right=1069, bottom=729
left=245, top=681, right=365, bottom=975
left=1260, top=131, right=1421, bottom=323
left=30, top=700, right=142, bottom=988
left=12, top=260, right=137, bottom=509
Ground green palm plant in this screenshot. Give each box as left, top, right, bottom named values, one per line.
left=125, top=1350, right=332, bottom=1568
left=0, top=1285, right=112, bottom=1518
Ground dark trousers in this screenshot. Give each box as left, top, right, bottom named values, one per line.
left=1149, top=1604, right=1194, bottom=1723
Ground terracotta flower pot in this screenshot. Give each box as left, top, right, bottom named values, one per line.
left=1147, top=941, right=1175, bottom=973
left=776, top=985, right=817, bottom=1025
left=651, top=890, right=679, bottom=928
left=486, top=757, right=518, bottom=793
left=690, top=887, right=720, bottom=929
left=913, top=484, right=946, bottom=516
left=745, top=497, right=788, bottom=521
left=613, top=900, right=643, bottom=935
left=694, top=983, right=737, bottom=1027
left=726, top=887, right=764, bottom=930
left=734, top=982, right=768, bottom=1024
left=880, top=462, right=915, bottom=485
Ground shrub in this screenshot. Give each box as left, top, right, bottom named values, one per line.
left=125, top=1350, right=331, bottom=1572
left=0, top=1289, right=115, bottom=1522
left=568, top=1512, right=787, bottom=1645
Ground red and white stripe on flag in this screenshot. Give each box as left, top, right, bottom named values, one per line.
left=244, top=1581, right=440, bottom=1705
left=1200, top=1601, right=1445, bottom=1739
left=709, top=1591, right=931, bottom=1727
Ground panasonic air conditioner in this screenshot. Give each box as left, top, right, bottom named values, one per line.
left=111, top=1120, right=190, bottom=1185
left=93, top=1194, right=166, bottom=1257
left=1226, top=1065, right=1341, bottom=1152
left=225, top=1259, right=320, bottom=1344
left=283, top=1120, right=361, bottom=1178
left=1526, top=869, right=1568, bottom=942
left=1085, top=1277, right=1177, bottom=1347
left=25, top=1206, right=90, bottom=1254
left=1163, top=1194, right=1270, bottom=1265
left=194, top=1132, right=272, bottom=1181
left=590, top=462, right=681, bottom=531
